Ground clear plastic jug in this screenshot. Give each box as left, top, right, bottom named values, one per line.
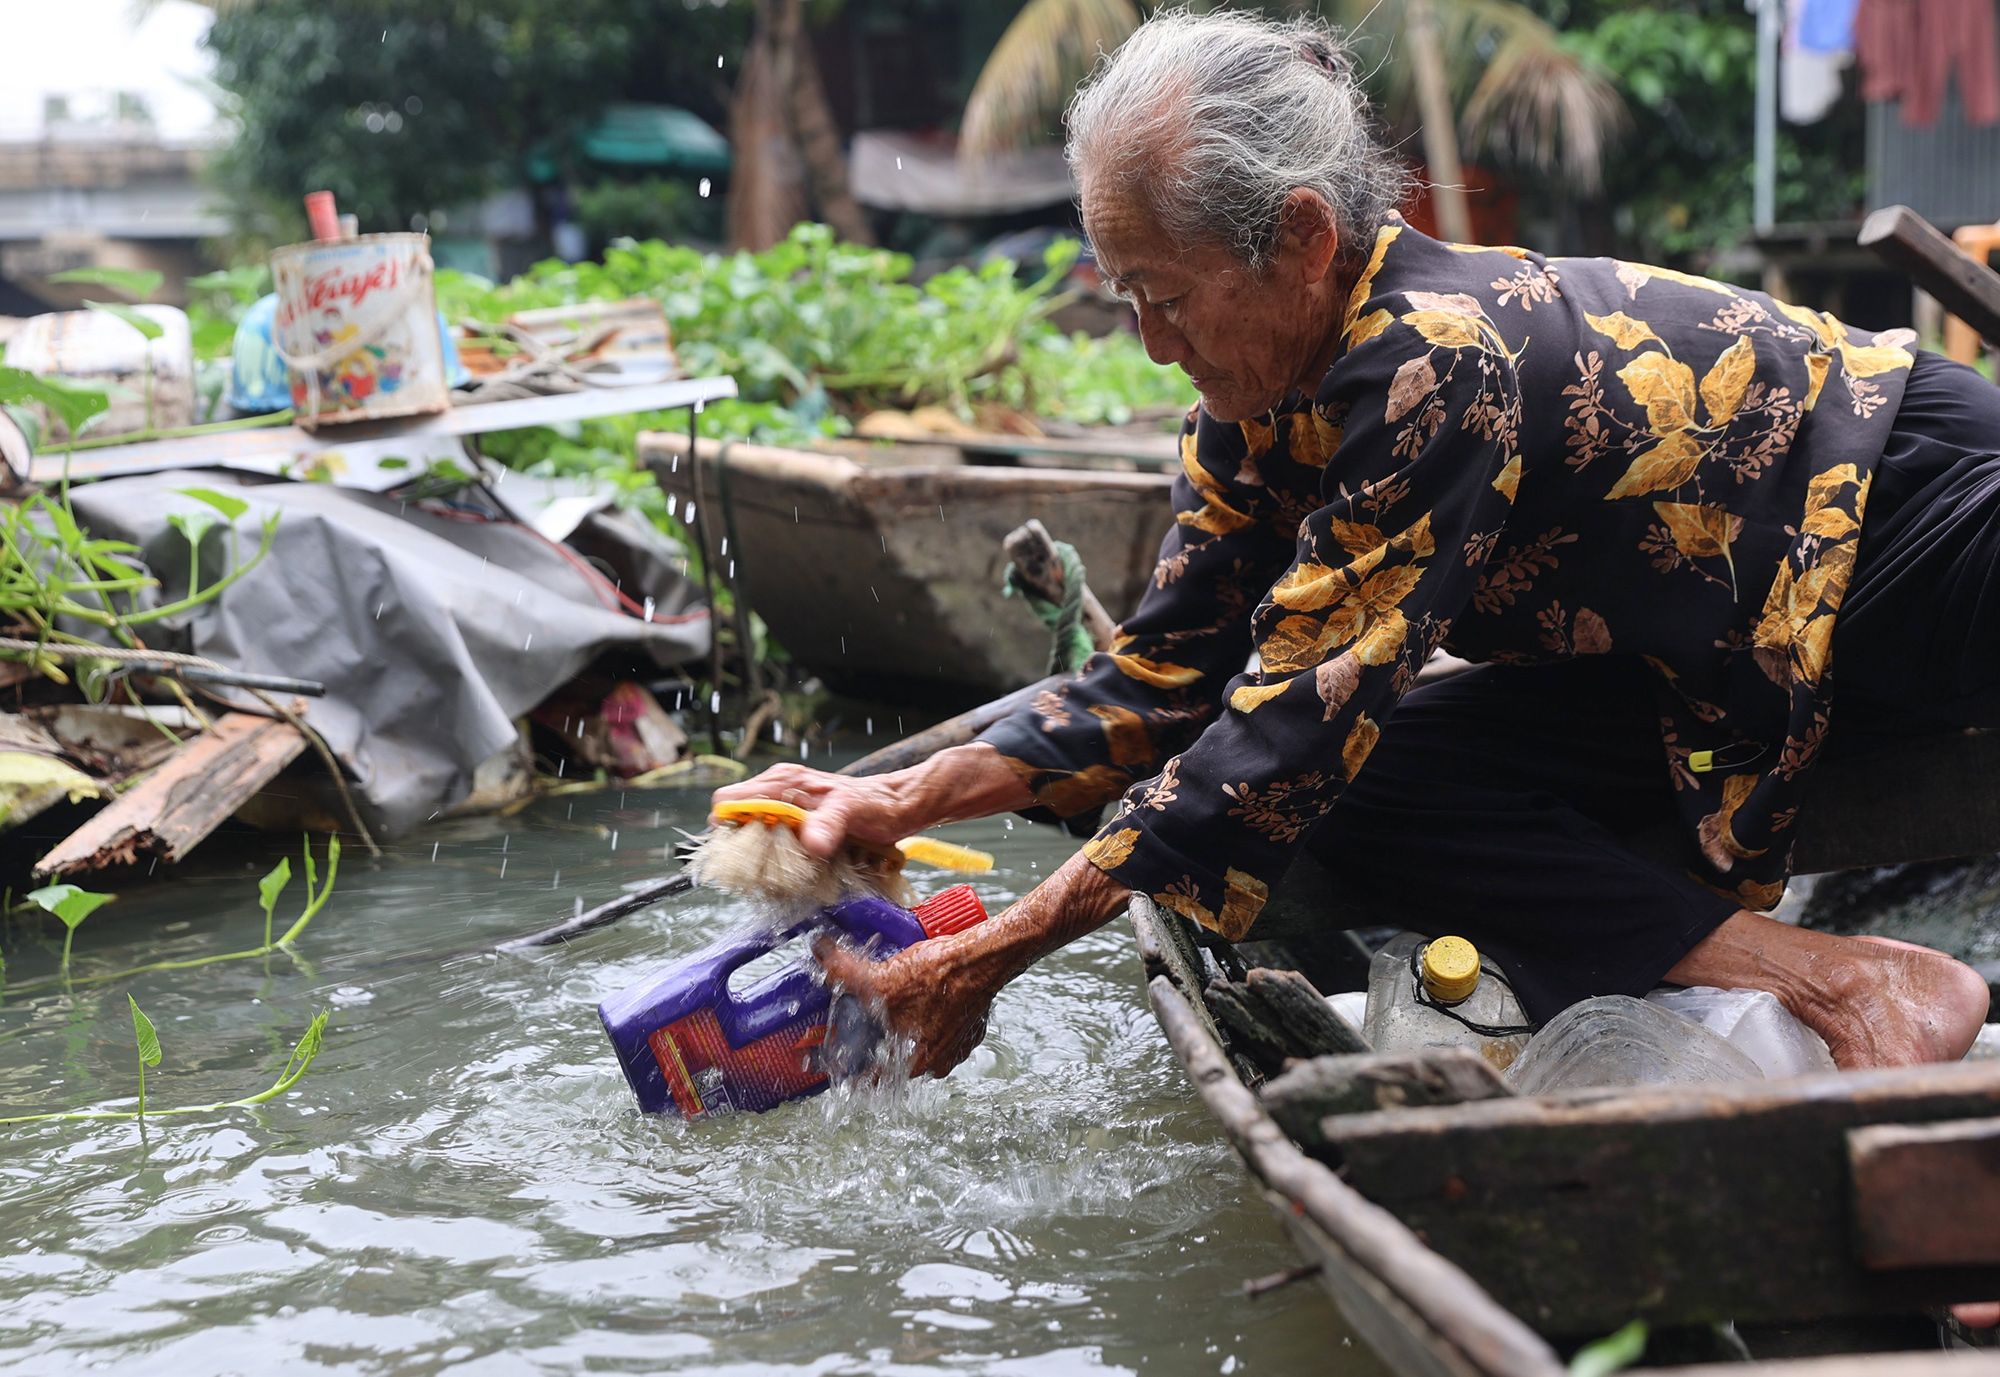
left=1645, top=986, right=1835, bottom=1078
left=1506, top=994, right=1764, bottom=1093
left=1362, top=932, right=1534, bottom=1071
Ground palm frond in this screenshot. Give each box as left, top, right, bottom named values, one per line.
left=961, top=0, right=1141, bottom=162
left=1448, top=0, right=1625, bottom=192
left=1329, top=0, right=1625, bottom=194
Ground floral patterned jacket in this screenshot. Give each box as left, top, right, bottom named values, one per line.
left=978, top=217, right=1918, bottom=938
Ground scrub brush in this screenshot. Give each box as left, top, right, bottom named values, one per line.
left=688, top=799, right=994, bottom=911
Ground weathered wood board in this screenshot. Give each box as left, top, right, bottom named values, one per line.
left=1149, top=969, right=1566, bottom=1377
left=1315, top=1062, right=2000, bottom=1335
left=1850, top=1115, right=2000, bottom=1270
left=33, top=712, right=306, bottom=878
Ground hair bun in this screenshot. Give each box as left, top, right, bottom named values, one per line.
left=1298, top=36, right=1353, bottom=81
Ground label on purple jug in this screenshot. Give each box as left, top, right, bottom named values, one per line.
left=647, top=1007, right=829, bottom=1118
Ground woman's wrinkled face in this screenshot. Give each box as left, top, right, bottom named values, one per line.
left=1083, top=180, right=1345, bottom=425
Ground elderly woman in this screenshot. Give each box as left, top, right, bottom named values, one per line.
left=716, top=9, right=1994, bottom=1075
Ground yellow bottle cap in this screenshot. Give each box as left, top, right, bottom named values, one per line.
left=1422, top=937, right=1482, bottom=1004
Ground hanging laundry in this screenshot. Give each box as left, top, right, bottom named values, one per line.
left=1798, top=0, right=1862, bottom=51
left=1855, top=0, right=2000, bottom=127
left=1786, top=0, right=1852, bottom=122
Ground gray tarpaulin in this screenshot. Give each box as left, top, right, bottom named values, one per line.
left=66, top=470, right=709, bottom=839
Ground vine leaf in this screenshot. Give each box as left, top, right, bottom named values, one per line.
left=83, top=301, right=165, bottom=343
left=130, top=996, right=161, bottom=1069
left=175, top=488, right=250, bottom=523
left=48, top=266, right=163, bottom=301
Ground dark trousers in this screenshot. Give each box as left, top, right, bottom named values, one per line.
left=1308, top=351, right=2000, bottom=1024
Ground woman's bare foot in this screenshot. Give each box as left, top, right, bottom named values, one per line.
left=1666, top=912, right=1989, bottom=1070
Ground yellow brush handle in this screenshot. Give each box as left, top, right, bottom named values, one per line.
left=712, top=799, right=808, bottom=828
left=711, top=802, right=993, bottom=874
left=896, top=836, right=995, bottom=873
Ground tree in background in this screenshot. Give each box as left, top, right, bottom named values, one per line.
left=728, top=0, right=875, bottom=249
left=960, top=0, right=1138, bottom=161
left=960, top=0, right=1621, bottom=244
left=957, top=0, right=1863, bottom=267
left=1555, top=0, right=1866, bottom=262
left=200, top=0, right=746, bottom=242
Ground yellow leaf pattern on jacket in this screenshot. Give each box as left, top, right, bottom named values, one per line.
left=975, top=217, right=1909, bottom=945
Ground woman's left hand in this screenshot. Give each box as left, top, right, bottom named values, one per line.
left=816, top=850, right=1133, bottom=1078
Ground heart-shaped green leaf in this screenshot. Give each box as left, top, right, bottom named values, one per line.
left=175, top=488, right=250, bottom=522
left=130, top=995, right=161, bottom=1068
left=0, top=367, right=110, bottom=437
left=25, top=884, right=113, bottom=931
left=167, top=510, right=220, bottom=547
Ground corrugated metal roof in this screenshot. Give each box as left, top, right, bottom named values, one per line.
left=1868, top=91, right=2000, bottom=227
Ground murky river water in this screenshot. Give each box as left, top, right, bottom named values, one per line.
left=0, top=786, right=1370, bottom=1375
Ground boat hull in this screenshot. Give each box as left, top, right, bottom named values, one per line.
left=641, top=435, right=1174, bottom=700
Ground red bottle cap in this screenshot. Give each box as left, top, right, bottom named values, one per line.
left=913, top=884, right=988, bottom=938
left=304, top=190, right=341, bottom=243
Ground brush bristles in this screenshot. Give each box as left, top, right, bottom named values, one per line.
left=688, top=821, right=912, bottom=910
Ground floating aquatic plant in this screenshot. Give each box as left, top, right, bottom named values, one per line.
left=24, top=883, right=115, bottom=980
left=6, top=836, right=339, bottom=999
left=129, top=994, right=160, bottom=1124
left=0, top=1010, right=330, bottom=1130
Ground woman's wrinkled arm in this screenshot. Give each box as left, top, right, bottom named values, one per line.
left=973, top=407, right=1304, bottom=824
left=816, top=849, right=1132, bottom=1077
left=710, top=743, right=1033, bottom=858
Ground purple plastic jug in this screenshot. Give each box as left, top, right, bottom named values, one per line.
left=598, top=885, right=988, bottom=1117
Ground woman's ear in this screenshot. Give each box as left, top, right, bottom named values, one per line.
left=1280, top=187, right=1341, bottom=286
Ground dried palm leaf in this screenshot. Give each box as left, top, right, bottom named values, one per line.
left=1332, top=0, right=1625, bottom=194
left=962, top=0, right=1141, bottom=163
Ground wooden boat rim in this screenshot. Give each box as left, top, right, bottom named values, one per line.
left=637, top=432, right=1178, bottom=495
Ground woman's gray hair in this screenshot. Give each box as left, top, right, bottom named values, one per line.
left=1066, top=8, right=1409, bottom=272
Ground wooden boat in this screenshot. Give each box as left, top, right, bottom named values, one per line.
left=638, top=433, right=1174, bottom=701
left=1133, top=874, right=2000, bottom=1376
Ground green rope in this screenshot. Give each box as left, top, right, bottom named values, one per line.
left=1003, top=540, right=1094, bottom=674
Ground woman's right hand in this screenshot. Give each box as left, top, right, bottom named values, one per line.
left=709, top=743, right=1035, bottom=859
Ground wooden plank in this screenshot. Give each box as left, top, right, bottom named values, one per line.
left=1859, top=206, right=2000, bottom=349
left=1315, top=1062, right=2000, bottom=1335
left=1149, top=972, right=1568, bottom=1377
left=33, top=712, right=307, bottom=877
left=1131, top=896, right=1231, bottom=1054
left=1852, top=1116, right=2000, bottom=1270
left=1943, top=226, right=2000, bottom=365
left=1677, top=1357, right=2000, bottom=1377
left=1270, top=1197, right=1489, bottom=1377
left=1261, top=1051, right=1512, bottom=1150
left=1246, top=967, right=1370, bottom=1056
left=44, top=377, right=741, bottom=487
